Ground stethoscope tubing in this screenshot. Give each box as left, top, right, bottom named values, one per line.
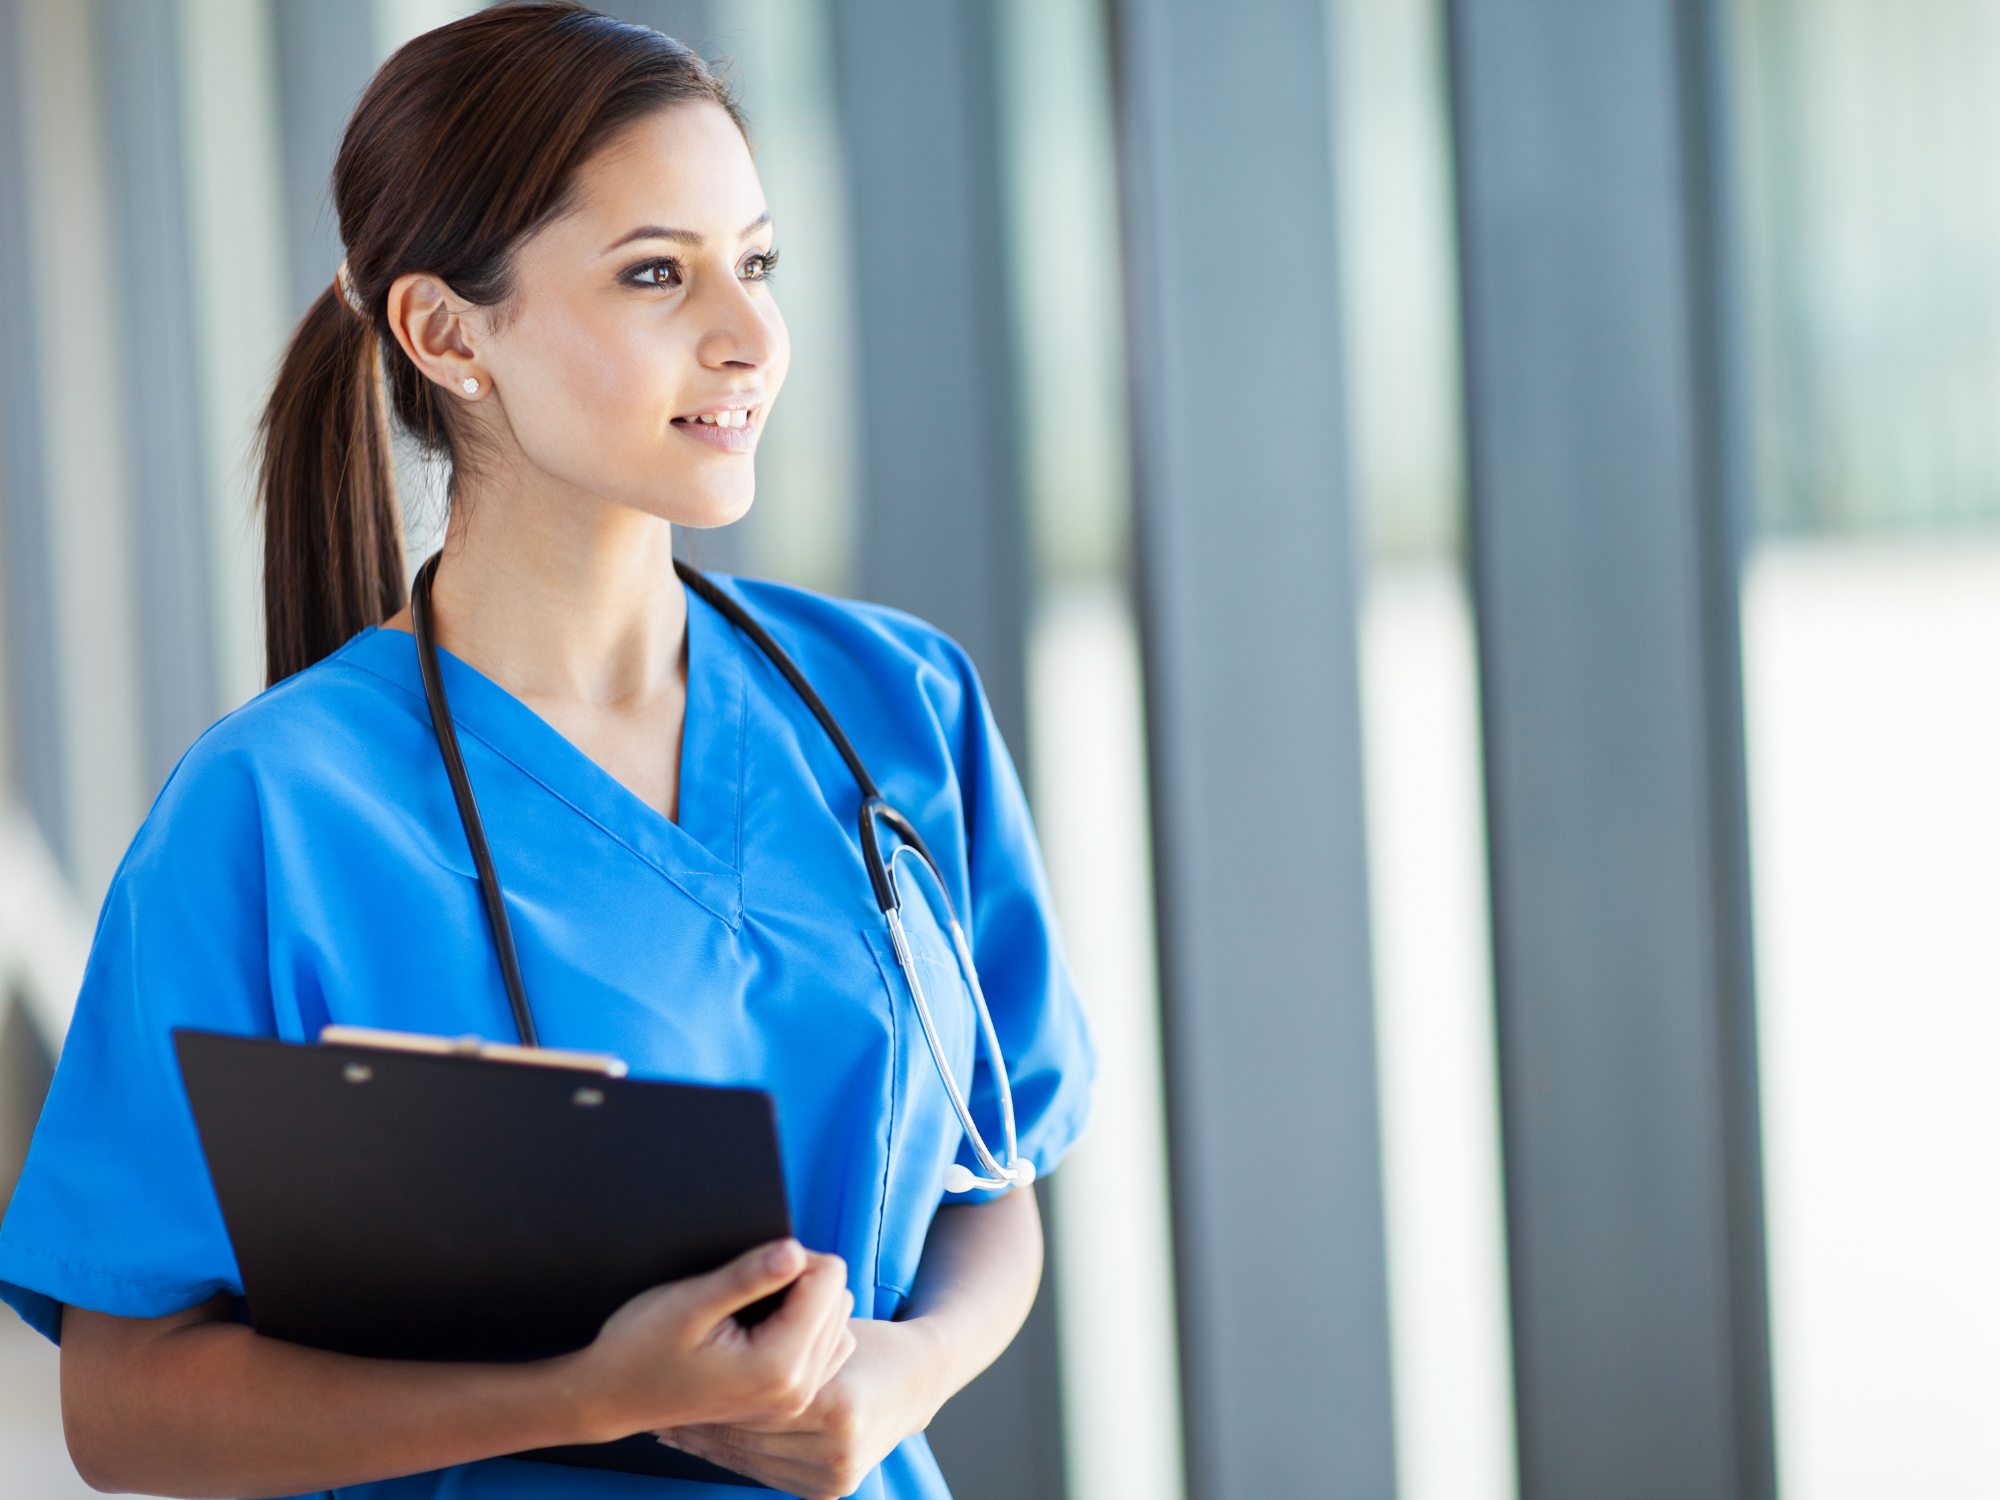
left=408, top=553, right=1028, bottom=1191
left=411, top=556, right=540, bottom=1049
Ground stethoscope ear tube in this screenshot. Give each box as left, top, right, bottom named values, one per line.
left=411, top=555, right=540, bottom=1049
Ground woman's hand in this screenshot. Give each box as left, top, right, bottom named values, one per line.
left=656, top=1316, right=948, bottom=1499
left=568, top=1237, right=858, bottom=1441
left=656, top=1186, right=1050, bottom=1498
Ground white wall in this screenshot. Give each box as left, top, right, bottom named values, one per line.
left=1030, top=588, right=1186, bottom=1500
left=1745, top=538, right=2000, bottom=1500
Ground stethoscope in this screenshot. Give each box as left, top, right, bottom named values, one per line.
left=410, top=553, right=1033, bottom=1194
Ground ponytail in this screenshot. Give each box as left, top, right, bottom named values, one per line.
left=257, top=285, right=405, bottom=686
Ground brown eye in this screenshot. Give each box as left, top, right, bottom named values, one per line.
left=627, top=258, right=682, bottom=288
left=742, top=248, right=779, bottom=281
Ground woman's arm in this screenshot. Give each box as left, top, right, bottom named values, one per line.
left=60, top=1239, right=855, bottom=1499
left=659, top=1184, right=1045, bottom=1500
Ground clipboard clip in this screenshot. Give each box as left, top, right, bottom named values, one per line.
left=319, top=1025, right=630, bottom=1078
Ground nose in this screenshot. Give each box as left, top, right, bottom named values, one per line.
left=694, top=269, right=780, bottom=371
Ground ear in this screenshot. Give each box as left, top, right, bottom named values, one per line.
left=385, top=273, right=488, bottom=400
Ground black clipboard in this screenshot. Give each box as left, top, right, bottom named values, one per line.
left=174, top=1027, right=793, bottom=1487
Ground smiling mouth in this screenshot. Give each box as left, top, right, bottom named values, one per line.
left=676, top=407, right=755, bottom=429
left=671, top=406, right=761, bottom=450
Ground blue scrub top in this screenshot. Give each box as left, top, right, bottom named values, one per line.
left=0, top=576, right=1094, bottom=1500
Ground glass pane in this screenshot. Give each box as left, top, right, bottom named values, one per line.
left=1000, top=4, right=1186, bottom=1499
left=708, top=0, right=861, bottom=595
left=1731, top=3, right=2000, bottom=1494
left=1332, top=3, right=1518, bottom=1499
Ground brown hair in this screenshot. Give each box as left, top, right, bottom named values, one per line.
left=256, top=1, right=741, bottom=685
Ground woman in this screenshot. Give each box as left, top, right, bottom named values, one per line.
left=0, top=6, right=1092, bottom=1498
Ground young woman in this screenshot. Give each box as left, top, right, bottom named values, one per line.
left=0, top=6, right=1092, bottom=1498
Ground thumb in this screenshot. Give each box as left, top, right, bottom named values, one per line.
left=681, top=1238, right=806, bottom=1326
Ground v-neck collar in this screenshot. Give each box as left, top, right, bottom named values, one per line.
left=339, top=584, right=746, bottom=928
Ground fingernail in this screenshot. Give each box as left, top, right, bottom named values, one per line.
left=765, top=1240, right=800, bottom=1273
left=657, top=1434, right=683, bottom=1450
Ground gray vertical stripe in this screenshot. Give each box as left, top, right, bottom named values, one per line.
left=0, top=0, right=67, bottom=864
left=832, top=0, right=1028, bottom=759
left=830, top=3, right=1054, bottom=1496
left=1445, top=1, right=1775, bottom=1495
left=101, top=0, right=218, bottom=789
left=1114, top=1, right=1398, bottom=1495
left=271, top=0, right=377, bottom=320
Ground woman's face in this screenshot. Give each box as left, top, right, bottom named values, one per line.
left=464, top=101, right=789, bottom=529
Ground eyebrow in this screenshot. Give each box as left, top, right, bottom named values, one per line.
left=602, top=212, right=772, bottom=255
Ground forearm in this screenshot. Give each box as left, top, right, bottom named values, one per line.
left=899, top=1184, right=1045, bottom=1409
left=61, top=1300, right=602, bottom=1499
left=61, top=1239, right=852, bottom=1499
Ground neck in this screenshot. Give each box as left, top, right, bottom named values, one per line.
left=420, top=479, right=687, bottom=716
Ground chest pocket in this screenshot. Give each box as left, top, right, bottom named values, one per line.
left=867, top=863, right=981, bottom=1312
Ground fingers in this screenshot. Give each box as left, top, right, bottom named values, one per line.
left=751, top=1250, right=849, bottom=1350
left=681, top=1238, right=810, bottom=1326
left=658, top=1427, right=775, bottom=1486
left=582, top=1243, right=856, bottom=1441
left=726, top=1257, right=846, bottom=1420
left=810, top=1310, right=858, bottom=1393
left=666, top=1424, right=864, bottom=1500
left=786, top=1299, right=854, bottom=1408
left=663, top=1426, right=820, bottom=1495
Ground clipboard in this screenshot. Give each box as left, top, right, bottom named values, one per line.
left=174, top=1027, right=793, bottom=1488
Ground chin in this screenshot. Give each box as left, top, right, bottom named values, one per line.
left=672, top=485, right=757, bottom=532
left=616, top=469, right=756, bottom=531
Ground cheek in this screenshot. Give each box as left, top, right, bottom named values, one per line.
left=500, top=307, right=682, bottom=477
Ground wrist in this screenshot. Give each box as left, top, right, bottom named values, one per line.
left=536, top=1345, right=643, bottom=1448
left=885, top=1315, right=958, bottom=1429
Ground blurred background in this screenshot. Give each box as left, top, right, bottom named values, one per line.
left=0, top=2, right=1994, bottom=1499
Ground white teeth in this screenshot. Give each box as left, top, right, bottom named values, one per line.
left=692, top=408, right=751, bottom=428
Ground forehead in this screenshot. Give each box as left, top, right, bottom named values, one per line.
left=565, top=101, right=766, bottom=235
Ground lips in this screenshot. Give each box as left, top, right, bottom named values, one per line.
left=672, top=404, right=761, bottom=453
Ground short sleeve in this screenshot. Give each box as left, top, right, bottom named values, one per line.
left=0, top=745, right=277, bottom=1342
left=943, top=651, right=1096, bottom=1205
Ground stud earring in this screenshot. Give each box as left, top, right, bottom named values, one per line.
left=461, top=377, right=479, bottom=395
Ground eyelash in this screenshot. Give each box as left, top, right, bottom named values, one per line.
left=622, top=248, right=779, bottom=290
